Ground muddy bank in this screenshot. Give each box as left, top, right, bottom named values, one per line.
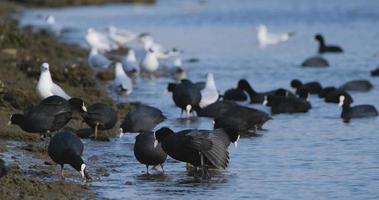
left=0, top=1, right=136, bottom=199
left=8, top=0, right=155, bottom=8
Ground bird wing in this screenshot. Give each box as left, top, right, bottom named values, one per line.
left=89, top=54, right=111, bottom=69
left=52, top=83, right=71, bottom=100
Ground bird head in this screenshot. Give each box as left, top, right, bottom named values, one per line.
left=154, top=127, right=174, bottom=148
left=40, top=63, right=50, bottom=72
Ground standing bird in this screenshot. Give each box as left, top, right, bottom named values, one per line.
left=85, top=28, right=116, bottom=52
left=134, top=131, right=167, bottom=174
left=119, top=104, right=166, bottom=136
left=315, top=34, right=343, bottom=54
left=41, top=15, right=62, bottom=37
left=122, top=49, right=139, bottom=79
left=114, top=62, right=133, bottom=95
left=257, top=24, right=294, bottom=47
left=140, top=48, right=159, bottom=77
left=9, top=96, right=86, bottom=136
left=88, top=48, right=112, bottom=70
left=82, top=103, right=118, bottom=139
left=48, top=130, right=90, bottom=180
left=338, top=95, right=378, bottom=122
left=0, top=159, right=7, bottom=178
left=36, top=63, right=71, bottom=100
left=199, top=72, right=219, bottom=108
left=154, top=127, right=239, bottom=178
left=171, top=80, right=201, bottom=118
left=139, top=34, right=180, bottom=59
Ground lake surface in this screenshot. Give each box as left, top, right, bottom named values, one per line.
left=20, top=0, right=379, bottom=199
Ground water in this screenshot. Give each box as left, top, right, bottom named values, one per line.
left=20, top=0, right=379, bottom=199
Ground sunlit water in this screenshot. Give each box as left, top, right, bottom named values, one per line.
left=19, top=0, right=379, bottom=199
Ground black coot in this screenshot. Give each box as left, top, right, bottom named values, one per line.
left=0, top=159, right=6, bottom=178
left=134, top=131, right=167, bottom=174
left=339, top=80, right=373, bottom=92
left=214, top=105, right=271, bottom=134
left=324, top=89, right=353, bottom=103
left=195, top=100, right=238, bottom=118
left=154, top=127, right=238, bottom=178
left=83, top=103, right=118, bottom=138
left=223, top=80, right=249, bottom=101
left=120, top=105, right=166, bottom=134
left=291, top=79, right=322, bottom=95
left=171, top=79, right=201, bottom=117
left=301, top=56, right=329, bottom=67
left=264, top=92, right=311, bottom=114
left=238, top=79, right=294, bottom=103
left=318, top=86, right=337, bottom=98
left=48, top=130, right=90, bottom=180
left=371, top=67, right=379, bottom=76
left=315, top=34, right=343, bottom=54
left=338, top=95, right=378, bottom=122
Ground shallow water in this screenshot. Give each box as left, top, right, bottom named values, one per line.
left=20, top=0, right=379, bottom=199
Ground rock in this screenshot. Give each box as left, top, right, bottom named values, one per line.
left=301, top=56, right=329, bottom=67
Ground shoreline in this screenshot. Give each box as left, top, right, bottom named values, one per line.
left=0, top=1, right=138, bottom=199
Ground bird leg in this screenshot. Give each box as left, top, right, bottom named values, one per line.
left=199, top=152, right=209, bottom=179
left=160, top=164, right=165, bottom=173
left=146, top=165, right=149, bottom=175
left=180, top=110, right=183, bottom=118
left=94, top=123, right=99, bottom=139
left=60, top=164, right=65, bottom=179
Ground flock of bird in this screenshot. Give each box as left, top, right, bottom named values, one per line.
left=1, top=16, right=379, bottom=181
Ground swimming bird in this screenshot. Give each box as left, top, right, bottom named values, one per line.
left=371, top=67, right=379, bottom=76
left=171, top=57, right=187, bottom=82
left=301, top=56, right=329, bottom=67
left=154, top=127, right=239, bottom=178
left=339, top=80, right=373, bottom=92
left=85, top=28, right=116, bottom=52
left=121, top=49, right=139, bottom=79
left=88, top=48, right=112, bottom=70
left=9, top=95, right=86, bottom=136
left=41, top=15, right=62, bottom=37
left=223, top=81, right=248, bottom=102
left=318, top=86, right=337, bottom=98
left=290, top=79, right=323, bottom=95
left=195, top=100, right=238, bottom=118
left=238, top=79, right=295, bottom=103
left=140, top=48, right=159, bottom=76
left=324, top=89, right=353, bottom=103
left=48, top=130, right=90, bottom=180
left=114, top=62, right=133, bottom=94
left=263, top=90, right=311, bottom=114
left=199, top=72, right=219, bottom=108
left=338, top=95, right=378, bottom=122
left=257, top=24, right=294, bottom=47
left=0, top=159, right=6, bottom=178
left=171, top=79, right=201, bottom=117
left=119, top=104, right=166, bottom=135
left=315, top=34, right=343, bottom=54
left=134, top=131, right=167, bottom=174
left=36, top=63, right=71, bottom=100
left=214, top=105, right=271, bottom=134
left=82, top=103, right=118, bottom=139
left=106, top=26, right=139, bottom=47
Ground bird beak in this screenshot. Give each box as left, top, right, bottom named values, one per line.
left=7, top=121, right=11, bottom=126
left=82, top=103, right=87, bottom=112
left=338, top=101, right=343, bottom=107
left=263, top=100, right=268, bottom=106
left=234, top=135, right=240, bottom=148
left=153, top=140, right=158, bottom=148
left=119, top=128, right=124, bottom=138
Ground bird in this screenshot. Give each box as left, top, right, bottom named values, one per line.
left=85, top=28, right=116, bottom=52
left=41, top=15, right=62, bottom=37
left=0, top=159, right=7, bottom=178
left=114, top=62, right=133, bottom=94
left=238, top=79, right=295, bottom=103
left=171, top=57, right=187, bottom=82
left=263, top=89, right=311, bottom=114
left=257, top=24, right=294, bottom=47
left=223, top=80, right=249, bottom=102
left=301, top=56, right=329, bottom=67
left=139, top=34, right=180, bottom=59
left=339, top=80, right=373, bottom=92
left=154, top=127, right=239, bottom=178
left=371, top=67, right=379, bottom=76
left=315, top=34, right=343, bottom=54
left=290, top=79, right=323, bottom=95
left=195, top=100, right=238, bottom=118
left=338, top=95, right=378, bottom=122
left=140, top=48, right=159, bottom=76
left=133, top=131, right=167, bottom=174
left=171, top=79, right=201, bottom=117
left=36, top=63, right=71, bottom=100
left=199, top=72, right=219, bottom=108
left=324, top=89, right=353, bottom=104
left=119, top=104, right=166, bottom=136
left=88, top=48, right=112, bottom=70
left=214, top=105, right=271, bottom=134
left=121, top=49, right=139, bottom=79
left=106, top=26, right=139, bottom=47
left=48, top=130, right=90, bottom=180
left=9, top=95, right=86, bottom=136
left=318, top=86, right=337, bottom=98
left=82, top=103, right=118, bottom=139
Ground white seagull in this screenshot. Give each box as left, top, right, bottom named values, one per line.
left=85, top=28, right=117, bottom=52
left=199, top=72, right=219, bottom=108
left=42, top=15, right=62, bottom=37
left=107, top=26, right=139, bottom=47
left=257, top=24, right=294, bottom=47
left=122, top=49, right=139, bottom=79
left=114, top=62, right=133, bottom=94
left=36, top=63, right=71, bottom=100
left=139, top=34, right=180, bottom=59
left=88, top=48, right=112, bottom=69
left=140, top=48, right=159, bottom=75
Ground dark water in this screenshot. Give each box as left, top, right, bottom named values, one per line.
left=20, top=0, right=379, bottom=199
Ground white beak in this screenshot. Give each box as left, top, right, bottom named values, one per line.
left=7, top=121, right=11, bottom=126
left=119, top=128, right=124, bottom=138
left=153, top=140, right=159, bottom=148
left=263, top=100, right=268, bottom=106
left=82, top=105, right=87, bottom=112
